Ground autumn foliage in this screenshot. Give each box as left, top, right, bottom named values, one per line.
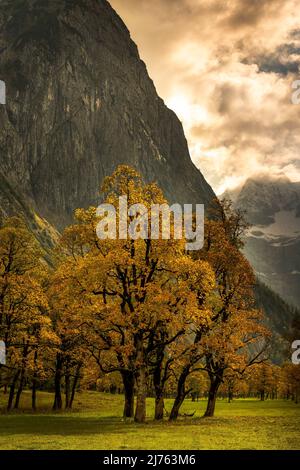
left=0, top=166, right=298, bottom=421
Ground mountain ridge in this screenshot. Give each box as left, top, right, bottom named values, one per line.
left=0, top=0, right=296, bottom=342
left=0, top=0, right=215, bottom=230
left=224, top=175, right=300, bottom=310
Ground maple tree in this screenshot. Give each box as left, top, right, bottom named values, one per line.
left=0, top=217, right=55, bottom=410
left=199, top=201, right=270, bottom=417
left=281, top=363, right=300, bottom=403
left=1, top=170, right=290, bottom=422
left=47, top=268, right=88, bottom=410
left=53, top=166, right=214, bottom=422
left=168, top=199, right=270, bottom=419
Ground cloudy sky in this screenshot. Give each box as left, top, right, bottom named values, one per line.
left=110, top=0, right=300, bottom=194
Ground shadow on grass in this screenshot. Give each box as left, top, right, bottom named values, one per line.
left=0, top=413, right=278, bottom=438
left=0, top=415, right=140, bottom=436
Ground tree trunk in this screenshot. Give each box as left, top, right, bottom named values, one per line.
left=153, top=353, right=165, bottom=421
left=14, top=342, right=29, bottom=409
left=14, top=368, right=25, bottom=409
left=32, top=379, right=37, bottom=411
left=31, top=351, right=38, bottom=411
left=121, top=371, right=135, bottom=418
left=65, top=363, right=71, bottom=409
left=153, top=345, right=168, bottom=421
left=169, top=366, right=190, bottom=421
left=228, top=386, right=233, bottom=403
left=134, top=364, right=147, bottom=423
left=204, top=376, right=222, bottom=417
left=154, top=394, right=164, bottom=421
left=7, top=371, right=20, bottom=411
left=169, top=393, right=185, bottom=421
left=53, top=353, right=63, bottom=410
left=69, top=363, right=82, bottom=409
left=169, top=331, right=203, bottom=421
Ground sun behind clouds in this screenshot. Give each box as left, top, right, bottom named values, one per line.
left=110, top=0, right=300, bottom=193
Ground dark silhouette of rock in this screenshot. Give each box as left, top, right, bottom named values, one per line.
left=0, top=0, right=215, bottom=230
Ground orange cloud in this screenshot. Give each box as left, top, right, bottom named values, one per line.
left=110, top=0, right=300, bottom=193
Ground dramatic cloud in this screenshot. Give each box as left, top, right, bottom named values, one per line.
left=110, top=0, right=300, bottom=193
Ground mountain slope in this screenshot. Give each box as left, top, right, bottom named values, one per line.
left=225, top=175, right=300, bottom=309
left=0, top=0, right=215, bottom=229
left=0, top=170, right=60, bottom=262
left=0, top=1, right=295, bottom=341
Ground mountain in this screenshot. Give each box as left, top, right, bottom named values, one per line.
left=0, top=0, right=215, bottom=231
left=254, top=281, right=297, bottom=337
left=254, top=281, right=298, bottom=363
left=0, top=170, right=60, bottom=262
left=224, top=175, right=300, bottom=310
left=0, top=1, right=295, bottom=340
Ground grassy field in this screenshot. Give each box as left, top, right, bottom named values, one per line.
left=0, top=391, right=299, bottom=450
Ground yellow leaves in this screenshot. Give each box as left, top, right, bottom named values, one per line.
left=40, top=328, right=60, bottom=344
left=16, top=168, right=270, bottom=391
left=0, top=218, right=56, bottom=376
left=101, top=165, right=143, bottom=196
left=0, top=218, right=42, bottom=277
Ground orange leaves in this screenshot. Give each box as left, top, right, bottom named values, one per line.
left=43, top=169, right=272, bottom=403
left=0, top=218, right=56, bottom=384
left=49, top=166, right=218, bottom=380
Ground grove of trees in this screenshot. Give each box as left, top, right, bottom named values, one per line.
left=0, top=166, right=299, bottom=421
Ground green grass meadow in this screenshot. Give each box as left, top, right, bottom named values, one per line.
left=0, top=391, right=299, bottom=450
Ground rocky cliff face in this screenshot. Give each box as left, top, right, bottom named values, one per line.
left=0, top=0, right=215, bottom=230
left=0, top=1, right=296, bottom=342
left=225, top=176, right=300, bottom=310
